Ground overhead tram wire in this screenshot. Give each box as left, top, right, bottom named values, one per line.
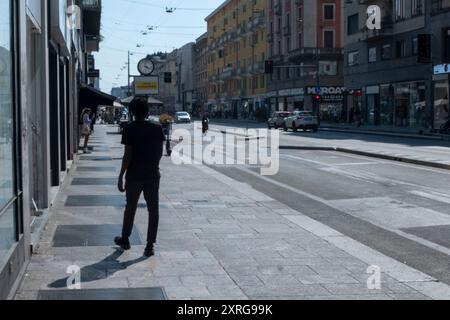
left=119, top=0, right=214, bottom=11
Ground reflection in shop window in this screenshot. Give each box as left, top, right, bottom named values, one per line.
left=0, top=0, right=16, bottom=265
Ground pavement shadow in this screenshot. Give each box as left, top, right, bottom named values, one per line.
left=48, top=249, right=148, bottom=289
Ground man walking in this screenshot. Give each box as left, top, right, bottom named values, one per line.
left=115, top=98, right=165, bottom=257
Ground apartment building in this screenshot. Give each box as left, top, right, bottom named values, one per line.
left=176, top=43, right=195, bottom=113
left=206, top=0, right=268, bottom=119
left=0, top=0, right=103, bottom=299
left=266, top=0, right=344, bottom=121
left=344, top=0, right=450, bottom=132
left=153, top=52, right=178, bottom=114
left=194, top=33, right=209, bottom=116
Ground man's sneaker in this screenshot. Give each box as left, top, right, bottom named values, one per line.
left=114, top=237, right=131, bottom=250
left=144, top=244, right=155, bottom=257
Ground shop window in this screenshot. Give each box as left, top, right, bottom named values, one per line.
left=0, top=0, right=17, bottom=266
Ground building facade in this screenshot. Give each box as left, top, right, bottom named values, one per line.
left=194, top=33, right=209, bottom=116
left=206, top=0, right=268, bottom=120
left=176, top=43, right=195, bottom=113
left=0, top=0, right=102, bottom=299
left=344, top=0, right=450, bottom=132
left=266, top=0, right=344, bottom=121
left=154, top=51, right=178, bottom=114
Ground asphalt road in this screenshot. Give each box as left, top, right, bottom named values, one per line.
left=173, top=122, right=450, bottom=284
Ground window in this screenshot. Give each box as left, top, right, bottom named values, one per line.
left=298, top=6, right=303, bottom=20
left=347, top=14, right=359, bottom=35
left=286, top=36, right=291, bottom=52
left=369, top=47, right=377, bottom=63
left=324, top=4, right=335, bottom=20
left=348, top=51, right=359, bottom=66
left=444, top=28, right=450, bottom=61
left=278, top=40, right=281, bottom=55
left=323, top=30, right=334, bottom=48
left=395, top=0, right=423, bottom=20
left=412, top=37, right=418, bottom=55
left=382, top=44, right=392, bottom=59
left=396, top=40, right=406, bottom=58
left=298, top=32, right=302, bottom=48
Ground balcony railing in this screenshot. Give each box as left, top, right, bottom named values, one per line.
left=288, top=47, right=343, bottom=60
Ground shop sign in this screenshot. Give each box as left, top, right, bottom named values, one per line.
left=434, top=64, right=450, bottom=75
left=279, top=88, right=305, bottom=96
left=306, top=86, right=346, bottom=95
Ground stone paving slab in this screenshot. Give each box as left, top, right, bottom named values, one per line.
left=14, top=125, right=450, bottom=300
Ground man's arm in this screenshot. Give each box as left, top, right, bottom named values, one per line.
left=118, top=146, right=132, bottom=192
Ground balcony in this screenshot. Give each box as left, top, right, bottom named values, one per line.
left=362, top=16, right=394, bottom=41
left=247, top=16, right=265, bottom=31
left=274, top=3, right=281, bottom=16
left=250, top=61, right=264, bottom=74
left=288, top=47, right=343, bottom=63
left=220, top=67, right=234, bottom=80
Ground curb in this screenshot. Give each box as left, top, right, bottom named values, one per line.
left=280, top=145, right=450, bottom=171
left=320, top=127, right=450, bottom=141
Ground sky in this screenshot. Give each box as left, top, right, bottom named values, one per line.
left=96, top=0, right=225, bottom=94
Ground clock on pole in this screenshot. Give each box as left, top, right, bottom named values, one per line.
left=137, top=56, right=155, bottom=76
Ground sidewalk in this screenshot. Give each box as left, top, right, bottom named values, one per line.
left=14, top=125, right=450, bottom=300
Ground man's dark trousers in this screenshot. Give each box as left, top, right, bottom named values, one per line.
left=122, top=177, right=160, bottom=244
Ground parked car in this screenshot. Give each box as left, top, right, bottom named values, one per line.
left=283, top=111, right=319, bottom=132
left=267, top=112, right=292, bottom=129
left=174, top=112, right=191, bottom=124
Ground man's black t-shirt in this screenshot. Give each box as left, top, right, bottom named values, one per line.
left=121, top=121, right=166, bottom=181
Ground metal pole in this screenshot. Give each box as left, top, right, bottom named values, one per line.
left=127, top=51, right=131, bottom=97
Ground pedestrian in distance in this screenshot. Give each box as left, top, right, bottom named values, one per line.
left=80, top=108, right=92, bottom=154
left=115, top=98, right=166, bottom=258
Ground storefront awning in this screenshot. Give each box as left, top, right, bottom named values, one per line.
left=79, top=86, right=117, bottom=113
left=121, top=96, right=164, bottom=106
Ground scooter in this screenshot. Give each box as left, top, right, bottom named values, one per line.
left=202, top=119, right=209, bottom=135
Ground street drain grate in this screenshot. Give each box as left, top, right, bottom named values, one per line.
left=71, top=178, right=117, bottom=186
left=37, top=288, right=167, bottom=300
left=65, top=195, right=171, bottom=209
left=80, top=156, right=113, bottom=161
left=76, top=167, right=116, bottom=172
left=52, top=224, right=142, bottom=247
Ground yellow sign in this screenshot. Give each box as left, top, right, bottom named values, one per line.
left=134, top=76, right=159, bottom=95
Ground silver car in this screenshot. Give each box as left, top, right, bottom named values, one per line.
left=267, top=112, right=292, bottom=129
left=174, top=112, right=191, bottom=124
left=283, top=111, right=319, bottom=132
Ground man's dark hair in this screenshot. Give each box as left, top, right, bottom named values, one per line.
left=129, top=98, right=149, bottom=119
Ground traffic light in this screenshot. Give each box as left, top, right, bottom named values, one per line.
left=313, top=95, right=322, bottom=104
left=164, top=72, right=172, bottom=83
left=265, top=60, right=274, bottom=74
left=418, top=34, right=431, bottom=64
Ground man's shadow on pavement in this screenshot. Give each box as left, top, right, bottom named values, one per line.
left=48, top=249, right=148, bottom=289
